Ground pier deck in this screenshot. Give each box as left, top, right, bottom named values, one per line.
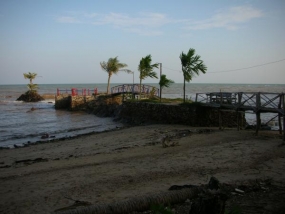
left=196, top=92, right=285, bottom=140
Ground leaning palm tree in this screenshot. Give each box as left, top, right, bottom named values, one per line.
left=159, top=74, right=174, bottom=101
left=23, top=72, right=37, bottom=84
left=100, top=57, right=131, bottom=94
left=179, top=48, right=207, bottom=103
left=138, top=55, right=159, bottom=98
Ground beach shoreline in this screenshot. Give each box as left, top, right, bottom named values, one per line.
left=0, top=124, right=284, bottom=213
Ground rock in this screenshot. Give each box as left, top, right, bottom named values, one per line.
left=17, top=91, right=44, bottom=102
left=208, top=177, right=220, bottom=190
left=169, top=184, right=196, bottom=190
left=41, top=133, right=49, bottom=139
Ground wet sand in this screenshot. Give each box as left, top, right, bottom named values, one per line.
left=0, top=125, right=284, bottom=213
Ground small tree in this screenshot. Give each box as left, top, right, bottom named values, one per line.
left=23, top=72, right=37, bottom=84
left=23, top=72, right=38, bottom=92
left=27, top=83, right=38, bottom=91
left=18, top=72, right=43, bottom=102
left=138, top=55, right=159, bottom=98
left=159, top=74, right=174, bottom=101
left=179, top=48, right=207, bottom=102
left=100, top=57, right=131, bottom=94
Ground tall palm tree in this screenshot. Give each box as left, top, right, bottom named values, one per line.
left=100, top=57, right=131, bottom=94
left=23, top=72, right=37, bottom=84
left=159, top=74, right=174, bottom=101
left=138, top=55, right=159, bottom=98
left=179, top=48, right=207, bottom=102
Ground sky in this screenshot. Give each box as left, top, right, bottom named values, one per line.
left=0, top=0, right=285, bottom=85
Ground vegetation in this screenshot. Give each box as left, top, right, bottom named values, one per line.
left=23, top=72, right=37, bottom=84
left=23, top=72, right=38, bottom=92
left=138, top=55, right=159, bottom=98
left=179, top=48, right=207, bottom=102
left=100, top=57, right=131, bottom=94
left=17, top=72, right=43, bottom=102
left=150, top=204, right=173, bottom=214
left=159, top=74, right=174, bottom=101
left=127, top=97, right=186, bottom=104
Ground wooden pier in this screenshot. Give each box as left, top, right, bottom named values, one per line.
left=195, top=92, right=285, bottom=140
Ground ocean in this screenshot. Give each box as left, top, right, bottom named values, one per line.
left=0, top=83, right=284, bottom=148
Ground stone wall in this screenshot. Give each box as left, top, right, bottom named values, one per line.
left=70, top=95, right=96, bottom=111
left=55, top=95, right=96, bottom=111
left=55, top=95, right=245, bottom=127
left=55, top=94, right=70, bottom=109
left=55, top=94, right=123, bottom=113
left=87, top=95, right=123, bottom=116
left=118, top=102, right=245, bottom=127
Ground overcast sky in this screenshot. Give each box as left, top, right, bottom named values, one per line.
left=0, top=0, right=285, bottom=85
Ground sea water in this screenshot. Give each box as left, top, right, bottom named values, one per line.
left=0, top=83, right=284, bottom=148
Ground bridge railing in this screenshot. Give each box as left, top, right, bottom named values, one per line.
left=56, top=88, right=98, bottom=96
left=111, top=84, right=159, bottom=97
left=196, top=92, right=284, bottom=114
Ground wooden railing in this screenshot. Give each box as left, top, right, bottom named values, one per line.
left=195, top=92, right=284, bottom=115
left=111, top=84, right=159, bottom=97
left=56, top=88, right=98, bottom=96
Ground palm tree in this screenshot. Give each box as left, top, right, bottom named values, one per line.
left=100, top=57, right=131, bottom=94
left=23, top=72, right=37, bottom=84
left=179, top=48, right=207, bottom=102
left=138, top=55, right=159, bottom=98
left=159, top=74, right=174, bottom=101
left=27, top=83, right=38, bottom=92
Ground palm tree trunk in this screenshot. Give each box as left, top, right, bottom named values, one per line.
left=107, top=74, right=111, bottom=94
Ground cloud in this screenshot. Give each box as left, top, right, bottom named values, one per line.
left=55, top=11, right=174, bottom=35
left=84, top=13, right=98, bottom=18
left=184, top=5, right=263, bottom=30
left=92, top=12, right=173, bottom=35
left=96, top=12, right=170, bottom=27
left=54, top=5, right=263, bottom=35
left=56, top=16, right=81, bottom=24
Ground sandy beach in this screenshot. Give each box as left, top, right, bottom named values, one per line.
left=0, top=124, right=285, bottom=213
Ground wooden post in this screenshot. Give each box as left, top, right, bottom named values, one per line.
left=277, top=93, right=283, bottom=135
left=159, top=63, right=162, bottom=102
left=255, top=93, right=261, bottom=135
left=236, top=93, right=241, bottom=131
left=283, top=93, right=285, bottom=141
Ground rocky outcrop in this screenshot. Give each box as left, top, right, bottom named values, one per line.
left=17, top=91, right=44, bottom=102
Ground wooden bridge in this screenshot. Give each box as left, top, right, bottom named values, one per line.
left=111, top=84, right=159, bottom=97
left=196, top=92, right=285, bottom=140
